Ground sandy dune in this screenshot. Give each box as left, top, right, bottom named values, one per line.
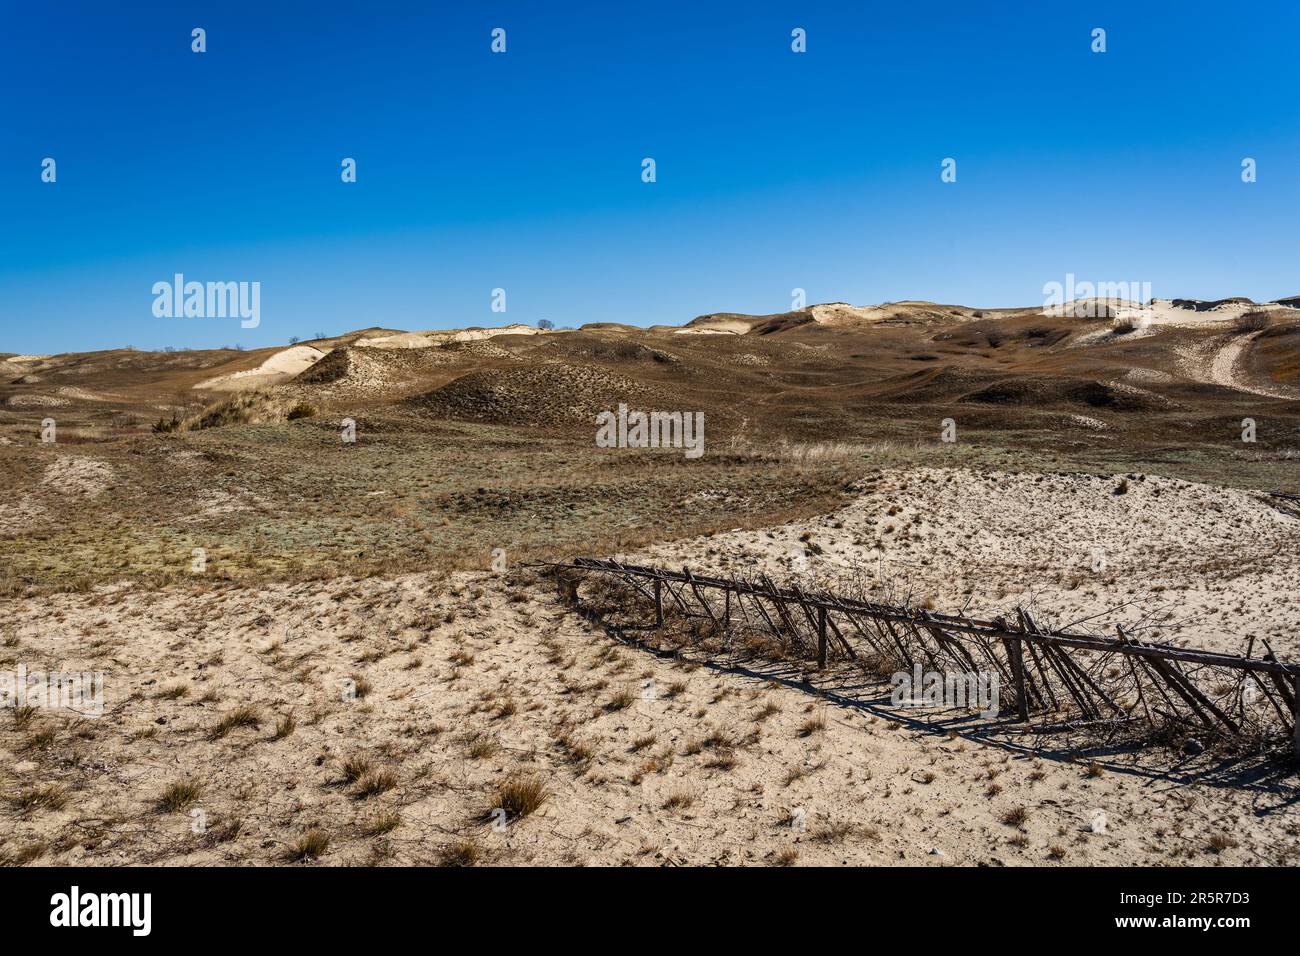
left=194, top=346, right=328, bottom=391
left=635, top=468, right=1300, bottom=658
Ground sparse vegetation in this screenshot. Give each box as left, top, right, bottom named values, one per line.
left=438, top=839, right=482, bottom=867
left=1235, top=310, right=1275, bottom=332
left=662, top=789, right=695, bottom=810
left=9, top=783, right=68, bottom=815
left=287, top=829, right=330, bottom=862
left=273, top=713, right=297, bottom=740
left=354, top=769, right=397, bottom=798
left=490, top=775, right=548, bottom=820
left=798, top=713, right=827, bottom=737
left=208, top=705, right=261, bottom=740
left=341, top=756, right=374, bottom=784
left=4, top=299, right=1299, bottom=872
left=186, top=390, right=298, bottom=431
left=1001, top=806, right=1029, bottom=828
left=159, top=779, right=202, bottom=812
left=363, top=811, right=401, bottom=836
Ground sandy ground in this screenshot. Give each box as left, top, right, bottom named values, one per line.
left=1, top=455, right=117, bottom=535
left=194, top=346, right=328, bottom=392
left=2, top=466, right=1298, bottom=867
left=635, top=468, right=1300, bottom=658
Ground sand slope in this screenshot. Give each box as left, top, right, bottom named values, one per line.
left=2, top=565, right=1295, bottom=867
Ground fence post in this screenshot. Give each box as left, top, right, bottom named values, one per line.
left=1007, top=636, right=1029, bottom=721
left=817, top=607, right=828, bottom=669
left=654, top=578, right=663, bottom=627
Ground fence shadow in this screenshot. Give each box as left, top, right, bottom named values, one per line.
left=549, top=560, right=1300, bottom=801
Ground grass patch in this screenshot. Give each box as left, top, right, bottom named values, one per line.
left=9, top=783, right=68, bottom=815
left=286, top=829, right=330, bottom=862
left=438, top=839, right=482, bottom=867
left=158, top=779, right=202, bottom=812
left=490, top=775, right=548, bottom=820
left=208, top=705, right=261, bottom=740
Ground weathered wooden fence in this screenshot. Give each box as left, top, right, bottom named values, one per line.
left=547, top=557, right=1300, bottom=758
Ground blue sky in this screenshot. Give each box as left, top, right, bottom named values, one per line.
left=2, top=0, right=1297, bottom=353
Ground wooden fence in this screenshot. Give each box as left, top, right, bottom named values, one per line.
left=547, top=557, right=1300, bottom=758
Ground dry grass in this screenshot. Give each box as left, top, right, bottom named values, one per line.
left=354, top=769, right=398, bottom=799
left=0, top=840, right=48, bottom=866
left=208, top=705, right=261, bottom=740
left=340, top=756, right=374, bottom=784
left=22, top=728, right=58, bottom=752
left=1207, top=833, right=1240, bottom=853
left=273, top=713, right=296, bottom=740
left=465, top=733, right=500, bottom=760
left=363, top=811, right=401, bottom=836
left=605, top=687, right=636, bottom=711
left=797, top=713, right=827, bottom=737
left=185, top=390, right=297, bottom=430
left=438, top=839, right=482, bottom=867
left=1001, top=806, right=1029, bottom=828
left=9, top=783, right=69, bottom=815
left=662, top=788, right=695, bottom=811
left=490, top=775, right=548, bottom=820
left=286, top=829, right=330, bottom=862
left=158, top=779, right=202, bottom=812
left=1235, top=310, right=1275, bottom=332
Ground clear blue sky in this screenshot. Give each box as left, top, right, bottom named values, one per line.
left=2, top=0, right=1297, bottom=353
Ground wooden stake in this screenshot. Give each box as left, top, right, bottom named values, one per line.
left=1294, top=674, right=1299, bottom=761
left=1007, top=636, right=1029, bottom=721
left=817, top=607, right=828, bottom=670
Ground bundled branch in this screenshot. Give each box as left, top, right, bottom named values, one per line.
left=545, top=557, right=1300, bottom=758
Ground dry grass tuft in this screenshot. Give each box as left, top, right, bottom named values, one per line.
left=465, top=733, right=500, bottom=760
left=287, top=829, right=330, bottom=862
left=341, top=756, right=374, bottom=784
left=208, top=705, right=261, bottom=740
left=354, top=769, right=398, bottom=799
left=662, top=788, right=695, bottom=811
left=605, top=687, right=636, bottom=711
left=1001, top=806, right=1029, bottom=828
left=158, top=779, right=202, bottom=812
left=363, top=811, right=401, bottom=836
left=438, top=839, right=482, bottom=867
left=1207, top=833, right=1240, bottom=853
left=490, top=775, right=548, bottom=820
left=797, top=713, right=827, bottom=737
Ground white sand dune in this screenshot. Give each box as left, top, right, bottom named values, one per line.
left=354, top=324, right=550, bottom=349
left=194, top=345, right=328, bottom=391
